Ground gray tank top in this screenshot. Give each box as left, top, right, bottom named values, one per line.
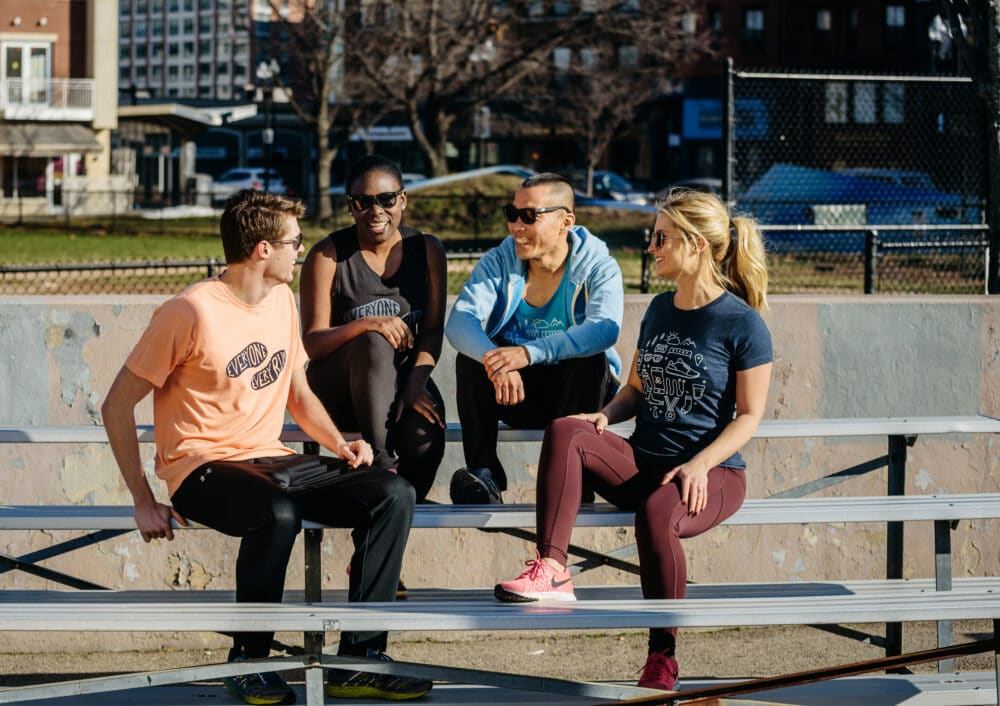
left=328, top=224, right=429, bottom=336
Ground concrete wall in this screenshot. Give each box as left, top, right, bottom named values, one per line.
left=2, top=294, right=999, bottom=651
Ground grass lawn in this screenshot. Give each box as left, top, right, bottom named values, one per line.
left=0, top=179, right=980, bottom=295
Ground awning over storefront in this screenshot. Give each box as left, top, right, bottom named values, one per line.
left=0, top=123, right=102, bottom=157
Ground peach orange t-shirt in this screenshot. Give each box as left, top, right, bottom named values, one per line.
left=126, top=277, right=308, bottom=496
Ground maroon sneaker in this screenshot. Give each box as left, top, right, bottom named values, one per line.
left=638, top=651, right=678, bottom=691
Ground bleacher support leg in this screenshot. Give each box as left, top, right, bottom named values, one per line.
left=885, top=434, right=907, bottom=660
left=935, top=519, right=955, bottom=673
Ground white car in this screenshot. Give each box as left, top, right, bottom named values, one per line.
left=211, top=168, right=288, bottom=203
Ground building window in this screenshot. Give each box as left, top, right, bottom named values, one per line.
left=552, top=47, right=571, bottom=71
left=816, top=9, right=832, bottom=31
left=824, top=82, right=848, bottom=123
left=846, top=5, right=859, bottom=48
left=579, top=47, right=597, bottom=71
left=885, top=3, right=906, bottom=49
left=883, top=82, right=904, bottom=123
left=618, top=45, right=638, bottom=68
left=708, top=7, right=722, bottom=49
left=743, top=8, right=765, bottom=54
left=853, top=82, right=876, bottom=124
left=885, top=4, right=905, bottom=28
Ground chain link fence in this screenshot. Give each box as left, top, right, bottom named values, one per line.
left=721, top=66, right=989, bottom=295
left=0, top=255, right=490, bottom=296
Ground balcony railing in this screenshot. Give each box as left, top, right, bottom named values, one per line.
left=1, top=78, right=95, bottom=121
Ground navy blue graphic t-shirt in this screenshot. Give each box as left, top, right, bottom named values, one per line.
left=629, top=291, right=772, bottom=469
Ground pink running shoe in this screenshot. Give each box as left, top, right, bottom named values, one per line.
left=494, top=553, right=576, bottom=602
left=637, top=651, right=678, bottom=691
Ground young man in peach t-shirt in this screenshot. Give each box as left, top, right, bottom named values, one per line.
left=102, top=190, right=431, bottom=704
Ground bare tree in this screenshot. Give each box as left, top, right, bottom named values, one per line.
left=532, top=4, right=709, bottom=196
left=348, top=1, right=650, bottom=177
left=265, top=0, right=393, bottom=221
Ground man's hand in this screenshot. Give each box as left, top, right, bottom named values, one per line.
left=337, top=439, right=374, bottom=468
left=482, top=346, right=530, bottom=380
left=492, top=370, right=526, bottom=406
left=368, top=317, right=413, bottom=351
left=134, top=500, right=187, bottom=543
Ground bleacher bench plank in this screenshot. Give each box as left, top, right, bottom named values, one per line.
left=0, top=587, right=996, bottom=633
left=2, top=493, right=998, bottom=530
left=3, top=576, right=998, bottom=604
left=2, top=414, right=1000, bottom=444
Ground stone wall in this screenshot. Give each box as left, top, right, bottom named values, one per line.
left=1, top=294, right=998, bottom=651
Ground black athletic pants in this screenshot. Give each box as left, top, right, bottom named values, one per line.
left=454, top=351, right=616, bottom=490
left=171, top=454, right=415, bottom=658
left=307, top=332, right=445, bottom=502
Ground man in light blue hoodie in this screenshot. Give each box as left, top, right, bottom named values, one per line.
left=445, top=173, right=624, bottom=504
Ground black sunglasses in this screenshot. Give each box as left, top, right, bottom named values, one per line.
left=347, top=188, right=404, bottom=212
left=502, top=204, right=572, bottom=225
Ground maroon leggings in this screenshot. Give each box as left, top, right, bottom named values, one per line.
left=536, top=417, right=747, bottom=654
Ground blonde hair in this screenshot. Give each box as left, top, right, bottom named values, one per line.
left=656, top=189, right=769, bottom=312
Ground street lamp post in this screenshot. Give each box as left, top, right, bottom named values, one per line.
left=470, top=40, right=495, bottom=169
left=256, top=59, right=281, bottom=192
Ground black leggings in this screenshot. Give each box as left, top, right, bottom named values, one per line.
left=171, top=454, right=415, bottom=658
left=307, top=331, right=445, bottom=501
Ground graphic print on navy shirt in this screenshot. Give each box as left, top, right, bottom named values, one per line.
left=630, top=292, right=772, bottom=468
left=637, top=331, right=708, bottom=422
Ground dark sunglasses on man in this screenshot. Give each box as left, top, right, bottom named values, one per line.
left=347, top=188, right=404, bottom=212
left=501, top=204, right=572, bottom=225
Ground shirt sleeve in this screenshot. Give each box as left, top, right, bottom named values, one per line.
left=732, top=309, right=773, bottom=371
left=125, top=296, right=197, bottom=388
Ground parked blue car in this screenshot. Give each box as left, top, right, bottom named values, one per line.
left=737, top=163, right=983, bottom=253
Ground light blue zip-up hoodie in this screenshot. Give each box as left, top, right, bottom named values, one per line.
left=445, top=225, right=623, bottom=379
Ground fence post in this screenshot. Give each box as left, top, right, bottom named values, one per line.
left=722, top=57, right=735, bottom=205
left=472, top=193, right=480, bottom=241
left=640, top=228, right=651, bottom=294
left=207, top=258, right=217, bottom=277
left=864, top=230, right=878, bottom=294
left=986, top=2, right=1000, bottom=293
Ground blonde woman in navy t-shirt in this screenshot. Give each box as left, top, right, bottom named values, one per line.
left=494, top=189, right=773, bottom=692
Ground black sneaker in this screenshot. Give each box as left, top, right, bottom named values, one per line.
left=223, top=656, right=296, bottom=705
left=325, top=650, right=432, bottom=700
left=449, top=467, right=503, bottom=504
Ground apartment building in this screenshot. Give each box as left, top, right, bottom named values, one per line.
left=0, top=0, right=123, bottom=216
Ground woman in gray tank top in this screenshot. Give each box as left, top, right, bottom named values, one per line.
left=300, top=155, right=447, bottom=501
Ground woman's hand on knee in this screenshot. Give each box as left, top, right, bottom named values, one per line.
left=662, top=461, right=711, bottom=515
left=569, top=412, right=609, bottom=433
left=368, top=316, right=413, bottom=350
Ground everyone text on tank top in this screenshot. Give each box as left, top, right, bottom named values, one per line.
left=329, top=225, right=428, bottom=336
